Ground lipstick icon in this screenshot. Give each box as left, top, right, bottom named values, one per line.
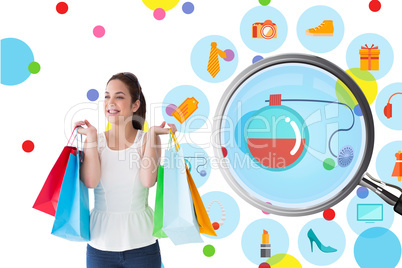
left=261, top=229, right=271, bottom=258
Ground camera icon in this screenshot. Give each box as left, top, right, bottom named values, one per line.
left=252, top=20, right=277, bottom=39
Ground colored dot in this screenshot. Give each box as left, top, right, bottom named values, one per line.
left=323, top=158, right=336, bottom=170
left=56, top=2, right=68, bottom=14
left=253, top=55, right=263, bottom=64
left=259, top=263, right=270, bottom=268
left=222, top=146, right=227, bottom=157
left=93, top=25, right=105, bottom=38
left=323, top=208, right=335, bottom=221
left=182, top=2, right=194, bottom=14
left=212, top=222, right=220, bottom=230
left=28, top=62, right=40, bottom=74
left=200, top=170, right=207, bottom=177
left=259, top=0, right=271, bottom=6
left=22, top=140, right=34, bottom=152
left=87, top=89, right=99, bottom=101
left=223, top=49, right=235, bottom=62
left=166, top=104, right=177, bottom=116
left=354, top=104, right=363, bottom=116
left=357, top=186, right=369, bottom=199
left=154, top=8, right=166, bottom=20
left=262, top=202, right=272, bottom=215
left=203, top=244, right=215, bottom=257
left=355, top=227, right=401, bottom=268
left=369, top=0, right=381, bottom=12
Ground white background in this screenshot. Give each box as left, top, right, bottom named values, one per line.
left=1, top=0, right=401, bottom=267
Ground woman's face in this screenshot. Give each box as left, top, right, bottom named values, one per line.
left=104, top=79, right=139, bottom=124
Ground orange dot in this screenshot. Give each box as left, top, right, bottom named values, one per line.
left=22, top=140, right=34, bottom=152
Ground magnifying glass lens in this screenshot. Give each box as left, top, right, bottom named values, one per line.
left=219, top=60, right=369, bottom=215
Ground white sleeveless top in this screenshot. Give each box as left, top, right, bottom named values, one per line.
left=88, top=130, right=156, bottom=251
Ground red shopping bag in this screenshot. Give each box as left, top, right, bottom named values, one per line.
left=33, top=126, right=80, bottom=216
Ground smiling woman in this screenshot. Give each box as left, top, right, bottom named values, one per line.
left=73, top=72, right=177, bottom=268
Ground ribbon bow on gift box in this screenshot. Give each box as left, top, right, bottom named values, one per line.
left=361, top=44, right=379, bottom=70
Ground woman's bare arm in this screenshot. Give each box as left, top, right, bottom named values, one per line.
left=139, top=129, right=161, bottom=188
left=74, top=120, right=101, bottom=189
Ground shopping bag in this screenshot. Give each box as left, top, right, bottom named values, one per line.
left=51, top=127, right=90, bottom=241
left=185, top=167, right=217, bottom=236
left=162, top=131, right=203, bottom=245
left=152, top=165, right=168, bottom=238
left=169, top=129, right=216, bottom=236
left=33, top=126, right=80, bottom=216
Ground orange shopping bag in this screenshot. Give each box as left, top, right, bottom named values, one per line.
left=170, top=129, right=217, bottom=237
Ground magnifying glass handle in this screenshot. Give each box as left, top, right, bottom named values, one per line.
left=360, top=177, right=402, bottom=215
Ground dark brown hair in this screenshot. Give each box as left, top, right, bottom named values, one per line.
left=107, top=72, right=146, bottom=130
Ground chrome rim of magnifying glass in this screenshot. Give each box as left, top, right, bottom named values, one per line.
left=212, top=53, right=375, bottom=217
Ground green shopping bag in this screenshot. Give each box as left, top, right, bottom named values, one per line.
left=153, top=165, right=168, bottom=238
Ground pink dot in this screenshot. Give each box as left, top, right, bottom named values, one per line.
left=323, top=208, right=335, bottom=221
left=262, top=202, right=272, bottom=215
left=223, top=49, right=235, bottom=62
left=166, top=104, right=177, bottom=116
left=154, top=8, right=166, bottom=20
left=22, top=140, right=35, bottom=153
left=93, top=25, right=105, bottom=38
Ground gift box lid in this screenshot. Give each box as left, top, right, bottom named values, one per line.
left=359, top=49, right=380, bottom=55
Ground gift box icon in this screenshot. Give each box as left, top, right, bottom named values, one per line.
left=359, top=44, right=380, bottom=71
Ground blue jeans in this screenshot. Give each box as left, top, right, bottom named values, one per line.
left=86, top=240, right=161, bottom=268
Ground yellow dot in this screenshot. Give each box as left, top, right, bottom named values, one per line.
left=336, top=68, right=378, bottom=108
left=267, top=254, right=302, bottom=268
left=143, top=120, right=149, bottom=132
left=142, top=0, right=180, bottom=11
left=107, top=121, right=148, bottom=131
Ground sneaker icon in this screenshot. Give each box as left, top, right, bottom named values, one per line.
left=305, top=20, right=334, bottom=36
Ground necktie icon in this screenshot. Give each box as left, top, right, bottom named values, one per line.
left=207, top=42, right=227, bottom=78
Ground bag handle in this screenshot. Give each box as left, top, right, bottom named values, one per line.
left=167, top=131, right=173, bottom=151
left=169, top=128, right=180, bottom=152
left=67, top=126, right=79, bottom=146
left=169, top=129, right=190, bottom=170
left=76, top=126, right=83, bottom=162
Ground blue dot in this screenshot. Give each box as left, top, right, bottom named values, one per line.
left=200, top=170, right=207, bottom=177
left=161, top=263, right=164, bottom=268
left=356, top=186, right=369, bottom=199
left=182, top=2, right=194, bottom=14
left=354, top=227, right=401, bottom=268
left=354, top=104, right=363, bottom=116
left=87, top=89, right=99, bottom=101
left=252, top=55, right=263, bottom=64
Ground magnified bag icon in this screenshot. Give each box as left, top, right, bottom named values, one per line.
left=213, top=53, right=402, bottom=216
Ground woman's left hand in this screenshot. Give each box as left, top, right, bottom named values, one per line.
left=150, top=121, right=177, bottom=135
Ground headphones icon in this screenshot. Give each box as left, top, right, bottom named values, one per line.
left=384, top=93, right=402, bottom=119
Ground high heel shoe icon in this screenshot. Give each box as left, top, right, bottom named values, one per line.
left=307, top=229, right=337, bottom=253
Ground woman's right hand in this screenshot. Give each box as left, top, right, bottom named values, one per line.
left=73, top=119, right=97, bottom=138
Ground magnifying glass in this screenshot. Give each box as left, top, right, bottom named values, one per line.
left=213, top=53, right=402, bottom=216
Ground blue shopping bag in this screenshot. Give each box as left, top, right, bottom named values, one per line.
left=51, top=127, right=90, bottom=241
left=162, top=133, right=203, bottom=245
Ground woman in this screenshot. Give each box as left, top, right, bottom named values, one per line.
left=74, top=72, right=176, bottom=267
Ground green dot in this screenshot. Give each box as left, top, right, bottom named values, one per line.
left=203, top=244, right=215, bottom=257
left=28, top=62, right=40, bottom=74
left=259, top=0, right=271, bottom=5
left=323, top=158, right=336, bottom=170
